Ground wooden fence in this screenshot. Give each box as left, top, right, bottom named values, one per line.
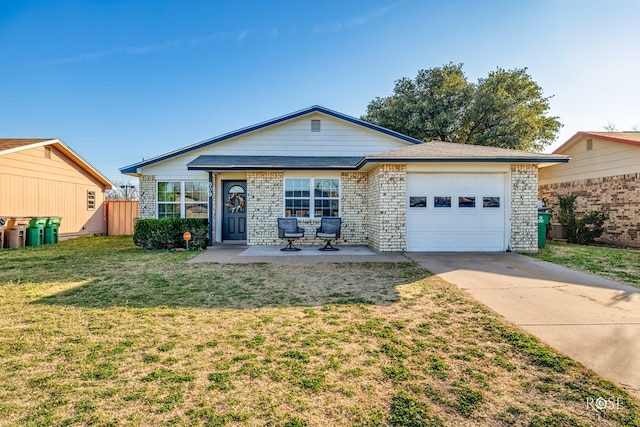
left=106, top=200, right=139, bottom=236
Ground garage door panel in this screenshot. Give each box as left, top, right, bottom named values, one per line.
left=455, top=214, right=481, bottom=230
left=406, top=173, right=506, bottom=252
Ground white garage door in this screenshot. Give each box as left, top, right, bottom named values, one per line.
left=406, top=173, right=506, bottom=252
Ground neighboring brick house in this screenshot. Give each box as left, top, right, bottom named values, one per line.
left=121, top=106, right=567, bottom=252
left=539, top=131, right=640, bottom=248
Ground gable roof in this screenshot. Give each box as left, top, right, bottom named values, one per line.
left=0, top=138, right=115, bottom=189
left=366, top=141, right=570, bottom=164
left=120, top=105, right=424, bottom=175
left=553, top=131, right=640, bottom=154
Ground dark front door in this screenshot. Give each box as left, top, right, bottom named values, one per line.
left=222, top=180, right=247, bottom=241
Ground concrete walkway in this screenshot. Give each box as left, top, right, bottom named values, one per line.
left=405, top=252, right=640, bottom=398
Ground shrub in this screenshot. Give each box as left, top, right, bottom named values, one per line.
left=555, top=195, right=608, bottom=245
left=133, top=218, right=208, bottom=250
left=573, top=211, right=609, bottom=245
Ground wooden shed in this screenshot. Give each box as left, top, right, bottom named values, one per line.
left=0, top=138, right=114, bottom=238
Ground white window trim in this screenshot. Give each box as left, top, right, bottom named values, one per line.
left=157, top=181, right=208, bottom=219
left=283, top=176, right=341, bottom=218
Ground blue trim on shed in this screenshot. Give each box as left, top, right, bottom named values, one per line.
left=120, top=106, right=424, bottom=174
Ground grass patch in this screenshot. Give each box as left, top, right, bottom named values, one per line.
left=0, top=236, right=638, bottom=425
left=528, top=241, right=640, bottom=287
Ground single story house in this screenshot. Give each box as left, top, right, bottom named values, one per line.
left=539, top=131, right=640, bottom=247
left=0, top=138, right=114, bottom=238
left=121, top=106, right=568, bottom=252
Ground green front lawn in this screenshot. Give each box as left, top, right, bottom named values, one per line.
left=0, top=236, right=638, bottom=426
left=529, top=241, right=640, bottom=288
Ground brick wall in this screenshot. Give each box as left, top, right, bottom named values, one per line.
left=539, top=173, right=640, bottom=247
left=367, top=164, right=406, bottom=252
left=510, top=164, right=538, bottom=252
left=246, top=171, right=369, bottom=246
left=340, top=172, right=368, bottom=245
left=139, top=175, right=156, bottom=219
left=246, top=171, right=284, bottom=245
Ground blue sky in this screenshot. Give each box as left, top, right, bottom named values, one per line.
left=1, top=0, right=639, bottom=184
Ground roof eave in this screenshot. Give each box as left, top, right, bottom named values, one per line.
left=553, top=131, right=640, bottom=154
left=52, top=140, right=116, bottom=189
left=187, top=165, right=359, bottom=171
left=0, top=138, right=58, bottom=156
left=1, top=138, right=115, bottom=189
left=364, top=157, right=570, bottom=164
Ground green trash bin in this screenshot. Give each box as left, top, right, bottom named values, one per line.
left=45, top=217, right=62, bottom=244
left=27, top=217, right=47, bottom=246
left=538, top=212, right=551, bottom=248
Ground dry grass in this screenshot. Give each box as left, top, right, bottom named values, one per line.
left=0, top=236, right=638, bottom=426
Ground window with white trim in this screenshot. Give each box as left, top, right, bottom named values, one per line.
left=284, top=178, right=339, bottom=218
left=157, top=181, right=208, bottom=219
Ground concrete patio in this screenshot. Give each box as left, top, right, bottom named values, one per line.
left=186, top=244, right=412, bottom=264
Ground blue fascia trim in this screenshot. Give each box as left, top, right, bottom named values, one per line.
left=188, top=166, right=360, bottom=171
left=119, top=105, right=423, bottom=173
left=363, top=157, right=570, bottom=164
left=120, top=166, right=138, bottom=174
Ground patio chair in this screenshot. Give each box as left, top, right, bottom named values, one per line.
left=315, top=217, right=341, bottom=251
left=277, top=218, right=305, bottom=251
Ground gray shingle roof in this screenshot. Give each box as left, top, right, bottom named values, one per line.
left=366, top=141, right=570, bottom=163
left=187, top=155, right=363, bottom=170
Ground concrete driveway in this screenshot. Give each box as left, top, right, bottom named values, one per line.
left=405, top=252, right=640, bottom=398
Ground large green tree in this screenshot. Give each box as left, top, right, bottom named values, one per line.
left=362, top=64, right=562, bottom=151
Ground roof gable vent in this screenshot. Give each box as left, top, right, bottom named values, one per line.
left=311, top=119, right=321, bottom=132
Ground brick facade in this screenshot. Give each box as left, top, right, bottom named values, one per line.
left=539, top=173, right=640, bottom=247
left=340, top=172, right=368, bottom=245
left=246, top=171, right=370, bottom=247
left=367, top=164, right=406, bottom=252
left=246, top=171, right=284, bottom=245
left=138, top=165, right=540, bottom=252
left=510, top=164, right=538, bottom=252
left=139, top=175, right=156, bottom=219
